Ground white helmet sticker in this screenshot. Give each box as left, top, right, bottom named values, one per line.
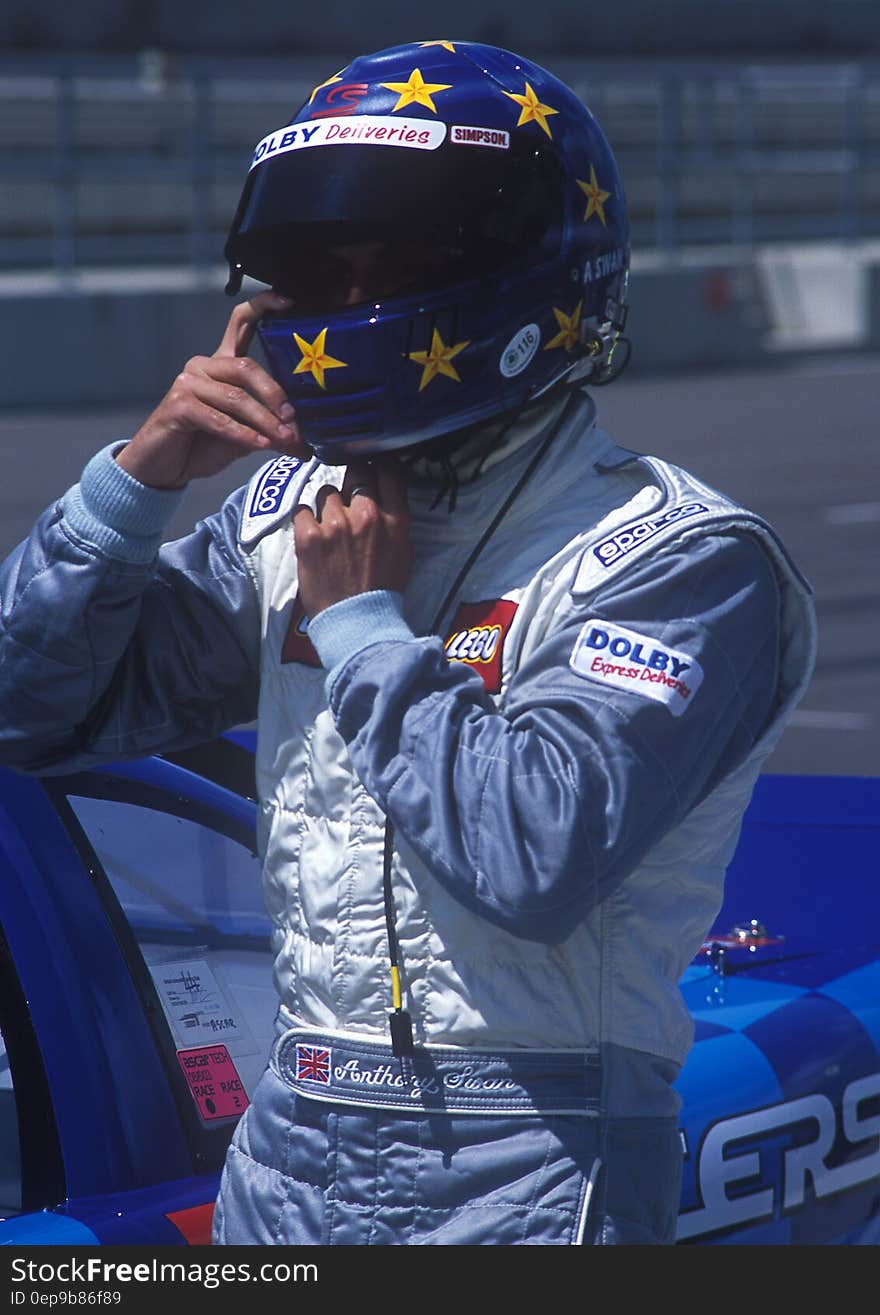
left=499, top=324, right=541, bottom=377
left=249, top=116, right=448, bottom=169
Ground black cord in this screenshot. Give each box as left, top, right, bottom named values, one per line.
left=381, top=388, right=582, bottom=1057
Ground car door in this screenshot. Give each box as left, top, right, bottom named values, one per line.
left=0, top=750, right=274, bottom=1245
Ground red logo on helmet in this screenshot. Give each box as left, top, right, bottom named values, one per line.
left=281, top=595, right=320, bottom=667
left=444, top=599, right=518, bottom=694
left=311, top=82, right=369, bottom=117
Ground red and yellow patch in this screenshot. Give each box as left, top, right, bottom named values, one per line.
left=281, top=595, right=320, bottom=667
left=444, top=599, right=518, bottom=694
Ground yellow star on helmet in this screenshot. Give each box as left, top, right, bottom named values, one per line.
left=292, top=328, right=347, bottom=389
left=545, top=302, right=582, bottom=352
left=504, top=82, right=559, bottom=139
left=577, top=166, right=611, bottom=225
left=409, top=328, right=470, bottom=391
left=380, top=68, right=452, bottom=113
left=308, top=70, right=344, bottom=105
left=419, top=40, right=457, bottom=53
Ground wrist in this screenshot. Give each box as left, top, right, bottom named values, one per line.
left=307, top=590, right=415, bottom=675
left=116, top=438, right=188, bottom=491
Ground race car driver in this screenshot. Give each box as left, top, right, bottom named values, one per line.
left=0, top=41, right=816, bottom=1245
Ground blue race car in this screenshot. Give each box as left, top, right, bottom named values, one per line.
left=1, top=733, right=878, bottom=1246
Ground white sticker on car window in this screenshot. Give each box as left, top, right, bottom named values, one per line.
left=150, top=958, right=252, bottom=1049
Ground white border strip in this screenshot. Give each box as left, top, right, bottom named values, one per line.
left=249, top=115, right=447, bottom=169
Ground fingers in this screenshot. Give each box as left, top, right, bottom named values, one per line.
left=308, top=457, right=409, bottom=536
left=314, top=483, right=347, bottom=525
left=311, top=478, right=380, bottom=530
left=193, top=353, right=290, bottom=417
left=183, top=355, right=308, bottom=458
left=207, top=293, right=312, bottom=459
left=341, top=458, right=408, bottom=514
left=340, top=461, right=378, bottom=504
left=294, top=471, right=412, bottom=617
left=184, top=358, right=296, bottom=446
left=150, top=390, right=274, bottom=458
left=215, top=290, right=292, bottom=358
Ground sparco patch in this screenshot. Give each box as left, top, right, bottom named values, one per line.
left=570, top=620, right=703, bottom=716
left=593, top=501, right=708, bottom=567
left=444, top=599, right=518, bottom=694
left=247, top=455, right=302, bottom=519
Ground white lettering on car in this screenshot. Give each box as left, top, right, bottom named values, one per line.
left=677, top=1071, right=880, bottom=1240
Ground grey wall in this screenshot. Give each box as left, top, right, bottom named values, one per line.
left=12, top=237, right=880, bottom=411
left=0, top=253, right=780, bottom=411
left=5, top=282, right=231, bottom=410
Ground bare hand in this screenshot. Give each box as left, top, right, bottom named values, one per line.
left=117, top=290, right=310, bottom=489
left=294, top=460, right=412, bottom=619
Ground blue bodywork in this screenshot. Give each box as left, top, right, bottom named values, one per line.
left=676, top=775, right=880, bottom=1244
left=0, top=741, right=877, bottom=1246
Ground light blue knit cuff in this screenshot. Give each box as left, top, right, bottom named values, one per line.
left=61, top=441, right=188, bottom=564
left=306, top=590, right=415, bottom=686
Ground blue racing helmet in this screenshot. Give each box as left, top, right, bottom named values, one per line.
left=224, top=40, right=630, bottom=462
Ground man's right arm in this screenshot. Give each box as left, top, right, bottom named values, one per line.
left=0, top=443, right=261, bottom=774
left=0, top=288, right=310, bottom=776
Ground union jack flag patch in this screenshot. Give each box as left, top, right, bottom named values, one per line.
left=296, top=1044, right=332, bottom=1084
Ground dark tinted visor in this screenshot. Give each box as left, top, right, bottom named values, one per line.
left=225, top=134, right=564, bottom=301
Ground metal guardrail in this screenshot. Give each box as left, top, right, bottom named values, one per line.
left=3, top=59, right=880, bottom=275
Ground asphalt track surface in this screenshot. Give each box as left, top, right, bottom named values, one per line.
left=0, top=353, right=877, bottom=778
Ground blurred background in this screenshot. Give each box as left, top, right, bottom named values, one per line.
left=0, top=3, right=877, bottom=775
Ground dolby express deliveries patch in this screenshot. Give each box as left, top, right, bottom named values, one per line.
left=570, top=619, right=703, bottom=716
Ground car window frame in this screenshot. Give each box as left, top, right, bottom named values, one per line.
left=43, top=768, right=266, bottom=1177
left=0, top=917, right=65, bottom=1215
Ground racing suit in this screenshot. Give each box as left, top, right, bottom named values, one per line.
left=0, top=388, right=816, bottom=1245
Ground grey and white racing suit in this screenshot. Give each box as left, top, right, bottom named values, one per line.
left=0, top=389, right=816, bottom=1244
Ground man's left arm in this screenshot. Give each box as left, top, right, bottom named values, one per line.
left=304, top=523, right=783, bottom=944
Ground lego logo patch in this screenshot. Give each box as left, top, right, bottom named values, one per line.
left=444, top=599, right=518, bottom=694
left=570, top=620, right=703, bottom=716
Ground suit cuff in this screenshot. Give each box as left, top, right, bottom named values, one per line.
left=62, top=441, right=187, bottom=564
left=306, top=590, right=416, bottom=687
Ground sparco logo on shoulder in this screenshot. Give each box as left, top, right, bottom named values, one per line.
left=248, top=455, right=302, bottom=518
left=594, top=501, right=708, bottom=566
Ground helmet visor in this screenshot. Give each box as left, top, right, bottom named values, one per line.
left=225, top=131, right=564, bottom=305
